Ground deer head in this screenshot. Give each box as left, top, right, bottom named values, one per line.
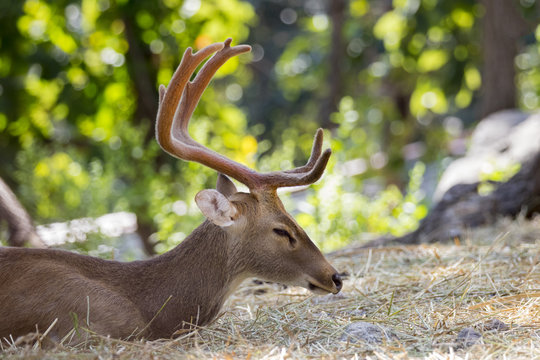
left=156, top=38, right=342, bottom=295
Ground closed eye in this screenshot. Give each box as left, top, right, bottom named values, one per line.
left=273, top=228, right=297, bottom=247
left=273, top=229, right=290, bottom=237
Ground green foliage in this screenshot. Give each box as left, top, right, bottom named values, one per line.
left=244, top=0, right=539, bottom=250
left=478, top=162, right=521, bottom=183
left=259, top=0, right=538, bottom=180
left=301, top=161, right=427, bottom=252
left=0, top=0, right=255, bottom=251
left=1, top=0, right=539, bottom=255
left=517, top=24, right=540, bottom=111
left=270, top=132, right=427, bottom=253
left=477, top=162, right=521, bottom=196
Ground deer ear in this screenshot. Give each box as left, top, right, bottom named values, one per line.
left=195, top=189, right=238, bottom=227
left=216, top=173, right=237, bottom=197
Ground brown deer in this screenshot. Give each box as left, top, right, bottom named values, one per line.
left=0, top=38, right=341, bottom=344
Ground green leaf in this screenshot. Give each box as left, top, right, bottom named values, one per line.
left=417, top=49, right=449, bottom=72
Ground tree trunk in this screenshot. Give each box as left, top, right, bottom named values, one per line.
left=136, top=220, right=157, bottom=256
left=0, top=177, right=45, bottom=248
left=121, top=15, right=160, bottom=255
left=480, top=0, right=528, bottom=118
left=123, top=15, right=159, bottom=144
left=320, top=0, right=346, bottom=129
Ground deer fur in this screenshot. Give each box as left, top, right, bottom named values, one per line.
left=0, top=176, right=341, bottom=343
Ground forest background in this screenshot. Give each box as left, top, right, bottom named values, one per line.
left=0, top=0, right=539, bottom=256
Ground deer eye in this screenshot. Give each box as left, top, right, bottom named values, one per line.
left=273, top=229, right=297, bottom=247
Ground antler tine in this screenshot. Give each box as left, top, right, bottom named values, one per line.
left=258, top=145, right=332, bottom=189
left=158, top=84, right=166, bottom=105
left=156, top=42, right=224, bottom=150
left=283, top=128, right=324, bottom=174
left=156, top=39, right=332, bottom=191
left=175, top=38, right=251, bottom=133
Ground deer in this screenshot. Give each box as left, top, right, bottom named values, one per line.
left=0, top=38, right=342, bottom=345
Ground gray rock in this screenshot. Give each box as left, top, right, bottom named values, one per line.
left=434, top=111, right=540, bottom=201
left=468, top=110, right=529, bottom=155
left=480, top=318, right=509, bottom=332
left=457, top=327, right=482, bottom=348
left=340, top=321, right=397, bottom=345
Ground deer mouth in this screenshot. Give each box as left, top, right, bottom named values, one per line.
left=307, top=280, right=336, bottom=295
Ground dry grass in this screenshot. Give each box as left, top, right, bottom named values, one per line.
left=1, top=217, right=539, bottom=359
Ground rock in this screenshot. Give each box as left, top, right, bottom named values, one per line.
left=480, top=318, right=509, bottom=332
left=356, top=111, right=540, bottom=248
left=340, top=321, right=397, bottom=345
left=435, top=111, right=540, bottom=201
left=456, top=327, right=482, bottom=348
left=468, top=110, right=529, bottom=155
left=361, top=151, right=540, bottom=246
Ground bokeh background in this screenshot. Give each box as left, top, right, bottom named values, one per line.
left=0, top=0, right=539, bottom=256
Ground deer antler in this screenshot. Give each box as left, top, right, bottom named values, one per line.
left=156, top=38, right=331, bottom=190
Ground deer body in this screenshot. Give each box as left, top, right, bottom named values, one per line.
left=0, top=39, right=341, bottom=344
left=0, top=221, right=244, bottom=340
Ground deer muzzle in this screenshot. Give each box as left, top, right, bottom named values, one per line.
left=306, top=270, right=343, bottom=295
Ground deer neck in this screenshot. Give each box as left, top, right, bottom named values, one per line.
left=136, top=221, right=248, bottom=338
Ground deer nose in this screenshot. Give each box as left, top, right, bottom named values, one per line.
left=332, top=273, right=343, bottom=292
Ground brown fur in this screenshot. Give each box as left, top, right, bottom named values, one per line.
left=0, top=188, right=339, bottom=344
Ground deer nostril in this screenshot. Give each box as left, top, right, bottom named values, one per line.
left=332, top=273, right=343, bottom=292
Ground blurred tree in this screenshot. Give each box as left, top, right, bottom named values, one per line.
left=0, top=0, right=255, bottom=252
left=0, top=176, right=44, bottom=247
left=241, top=0, right=539, bottom=250
left=480, top=0, right=532, bottom=117
left=320, top=0, right=346, bottom=129
left=1, top=0, right=539, bottom=253
left=243, top=0, right=539, bottom=185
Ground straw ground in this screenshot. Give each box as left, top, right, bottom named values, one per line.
left=1, top=216, right=539, bottom=359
